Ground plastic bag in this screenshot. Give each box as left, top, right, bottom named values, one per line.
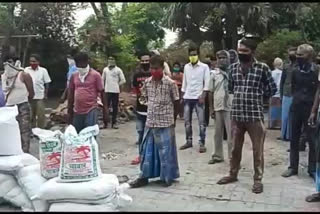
left=32, top=128, right=63, bottom=179
left=0, top=106, right=23, bottom=155
left=0, top=153, right=39, bottom=173
left=58, top=125, right=101, bottom=182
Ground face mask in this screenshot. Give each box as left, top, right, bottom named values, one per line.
left=173, top=68, right=180, bottom=73
left=189, top=55, right=199, bottom=64
left=141, top=63, right=150, bottom=71
left=296, top=57, right=306, bottom=69
left=30, top=64, right=38, bottom=70
left=151, top=69, right=163, bottom=80
left=289, top=55, right=296, bottom=63
left=4, top=63, right=19, bottom=78
left=238, top=54, right=252, bottom=63
left=218, top=63, right=228, bottom=70
left=77, top=64, right=90, bottom=76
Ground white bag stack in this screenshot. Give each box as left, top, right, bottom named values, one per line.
left=49, top=202, right=118, bottom=212
left=58, top=125, right=102, bottom=182
left=32, top=128, right=63, bottom=179
left=16, top=164, right=49, bottom=212
left=0, top=106, right=23, bottom=155
left=0, top=173, right=34, bottom=212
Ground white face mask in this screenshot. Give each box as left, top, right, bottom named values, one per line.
left=77, top=65, right=90, bottom=76
left=4, top=63, right=19, bottom=78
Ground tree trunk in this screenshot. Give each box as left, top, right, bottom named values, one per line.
left=225, top=3, right=239, bottom=50
left=22, top=37, right=32, bottom=67
left=90, top=3, right=101, bottom=19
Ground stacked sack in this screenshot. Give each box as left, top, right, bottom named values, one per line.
left=0, top=106, right=49, bottom=212
left=32, top=124, right=132, bottom=212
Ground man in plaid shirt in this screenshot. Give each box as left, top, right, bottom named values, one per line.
left=217, top=39, right=277, bottom=194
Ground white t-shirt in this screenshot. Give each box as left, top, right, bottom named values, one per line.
left=24, top=66, right=51, bottom=99
left=102, top=66, right=126, bottom=93
left=181, top=61, right=210, bottom=99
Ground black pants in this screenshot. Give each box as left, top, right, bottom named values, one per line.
left=106, top=92, right=119, bottom=125
left=205, top=95, right=210, bottom=126
left=289, top=104, right=316, bottom=174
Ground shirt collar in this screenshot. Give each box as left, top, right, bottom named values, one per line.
left=188, top=60, right=201, bottom=67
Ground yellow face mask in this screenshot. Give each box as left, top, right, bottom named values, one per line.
left=189, top=55, right=199, bottom=64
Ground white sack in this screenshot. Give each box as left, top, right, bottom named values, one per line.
left=0, top=153, right=39, bottom=173
left=32, top=128, right=63, bottom=179
left=16, top=164, right=49, bottom=212
left=0, top=106, right=23, bottom=155
left=58, top=125, right=101, bottom=182
left=34, top=174, right=132, bottom=207
left=49, top=202, right=118, bottom=212
left=0, top=173, right=34, bottom=211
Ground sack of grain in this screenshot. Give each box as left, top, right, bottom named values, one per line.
left=32, top=128, right=63, bottom=179
left=58, top=125, right=101, bottom=182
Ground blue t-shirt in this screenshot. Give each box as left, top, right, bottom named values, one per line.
left=0, top=83, right=5, bottom=107
left=67, top=65, right=77, bottom=87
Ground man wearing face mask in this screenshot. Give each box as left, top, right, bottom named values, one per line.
left=171, top=61, right=184, bottom=120
left=102, top=56, right=126, bottom=129
left=228, top=49, right=239, bottom=64
left=279, top=47, right=296, bottom=142
left=2, top=56, right=34, bottom=152
left=129, top=55, right=180, bottom=188
left=208, top=50, right=232, bottom=164
left=179, top=44, right=211, bottom=153
left=150, top=50, right=171, bottom=77
left=24, top=54, right=51, bottom=129
left=67, top=52, right=108, bottom=133
left=282, top=44, right=318, bottom=178
left=217, top=39, right=277, bottom=194
left=131, top=52, right=152, bottom=165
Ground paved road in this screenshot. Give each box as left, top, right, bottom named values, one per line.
left=1, top=117, right=319, bottom=211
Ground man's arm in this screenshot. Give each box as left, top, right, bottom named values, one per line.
left=67, top=74, right=75, bottom=124
left=97, top=73, right=108, bottom=127
left=308, top=68, right=320, bottom=125
left=118, top=68, right=126, bottom=86
left=280, top=68, right=287, bottom=99
left=171, top=82, right=180, bottom=125
left=22, top=72, right=35, bottom=100
left=43, top=69, right=51, bottom=99
left=44, top=84, right=49, bottom=99
left=263, top=66, right=277, bottom=98
left=199, top=64, right=211, bottom=104
left=208, top=73, right=215, bottom=118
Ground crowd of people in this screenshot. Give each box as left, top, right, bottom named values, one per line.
left=1, top=37, right=320, bottom=203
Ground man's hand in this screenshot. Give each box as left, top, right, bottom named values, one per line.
left=180, top=98, right=184, bottom=105
left=198, top=96, right=205, bottom=104
left=211, top=111, right=215, bottom=119
left=67, top=113, right=73, bottom=125
left=308, top=112, right=317, bottom=127
left=44, top=94, right=48, bottom=100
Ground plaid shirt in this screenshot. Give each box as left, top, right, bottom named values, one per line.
left=229, top=59, right=277, bottom=122
left=140, top=76, right=180, bottom=128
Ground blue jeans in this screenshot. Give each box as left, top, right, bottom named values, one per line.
left=184, top=99, right=206, bottom=145
left=136, top=113, right=147, bottom=155
left=73, top=108, right=98, bottom=134
left=281, top=96, right=292, bottom=140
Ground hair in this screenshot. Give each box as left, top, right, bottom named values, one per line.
left=288, top=47, right=297, bottom=52
left=273, top=57, right=283, bottom=70
left=70, top=48, right=78, bottom=57
left=239, top=39, right=258, bottom=51
left=30, top=54, right=41, bottom=62
left=173, top=61, right=181, bottom=67
left=139, top=52, right=151, bottom=59
left=74, top=52, right=89, bottom=64
left=188, top=44, right=200, bottom=55
left=150, top=55, right=165, bottom=68
left=297, top=44, right=314, bottom=56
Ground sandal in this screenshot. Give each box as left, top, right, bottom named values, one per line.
left=217, top=176, right=238, bottom=185
left=208, top=158, right=223, bottom=164
left=252, top=183, right=263, bottom=194
left=306, top=193, right=320, bottom=203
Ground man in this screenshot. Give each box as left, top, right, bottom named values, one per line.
left=24, top=54, right=51, bottom=128
left=129, top=55, right=180, bottom=188
left=102, top=56, right=126, bottom=129
left=279, top=47, right=296, bottom=142
left=171, top=61, right=184, bottom=120
left=150, top=50, right=171, bottom=77
left=60, top=50, right=78, bottom=103
left=282, top=44, right=318, bottom=178
left=2, top=56, right=34, bottom=152
left=208, top=50, right=232, bottom=164
left=131, top=52, right=152, bottom=165
left=67, top=52, right=108, bottom=133
left=268, top=57, right=283, bottom=129
left=228, top=49, right=239, bottom=64
left=179, top=44, right=211, bottom=153
left=217, top=39, right=277, bottom=194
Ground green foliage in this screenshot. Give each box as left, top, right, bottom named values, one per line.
left=256, top=30, right=303, bottom=67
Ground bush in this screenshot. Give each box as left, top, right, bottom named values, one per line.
left=256, top=30, right=304, bottom=68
